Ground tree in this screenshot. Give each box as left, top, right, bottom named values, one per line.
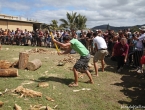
left=60, top=12, right=77, bottom=30
left=59, top=12, right=87, bottom=30
left=50, top=20, right=59, bottom=30
left=41, top=23, right=50, bottom=30
left=131, top=26, right=139, bottom=32
left=75, top=14, right=87, bottom=30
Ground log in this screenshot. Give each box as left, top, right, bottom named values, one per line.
left=0, top=68, right=18, bottom=77
left=27, top=59, right=42, bottom=71
left=18, top=52, right=29, bottom=69
left=0, top=60, right=12, bottom=69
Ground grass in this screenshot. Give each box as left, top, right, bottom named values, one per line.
left=0, top=45, right=145, bottom=110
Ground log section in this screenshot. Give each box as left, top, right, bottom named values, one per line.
left=0, top=68, right=18, bottom=77
left=18, top=52, right=29, bottom=69
left=27, top=59, right=42, bottom=71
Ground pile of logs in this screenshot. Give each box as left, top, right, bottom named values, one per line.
left=0, top=60, right=18, bottom=77
left=0, top=51, right=42, bottom=77
left=18, top=52, right=42, bottom=71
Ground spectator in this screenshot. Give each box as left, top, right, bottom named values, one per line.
left=112, top=37, right=129, bottom=72
left=133, top=26, right=145, bottom=70
left=93, top=31, right=108, bottom=76
left=127, top=34, right=137, bottom=65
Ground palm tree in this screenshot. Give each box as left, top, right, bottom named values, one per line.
left=76, top=14, right=87, bottom=30
left=60, top=12, right=78, bottom=30
left=41, top=23, right=50, bottom=30
left=50, top=20, right=59, bottom=30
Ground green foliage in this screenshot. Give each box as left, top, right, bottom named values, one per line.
left=76, top=14, right=87, bottom=30
left=50, top=20, right=59, bottom=30
left=60, top=12, right=87, bottom=30
left=41, top=23, right=50, bottom=30
left=130, top=26, right=140, bottom=32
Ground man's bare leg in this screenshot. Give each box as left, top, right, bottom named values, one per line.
left=85, top=70, right=94, bottom=83
left=69, top=68, right=79, bottom=87
left=101, top=60, right=105, bottom=72
left=93, top=62, right=99, bottom=76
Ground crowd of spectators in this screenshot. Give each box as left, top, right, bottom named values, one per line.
left=0, top=26, right=145, bottom=73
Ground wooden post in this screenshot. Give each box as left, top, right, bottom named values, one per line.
left=18, top=52, right=29, bottom=69
left=0, top=68, right=18, bottom=77
left=27, top=59, right=42, bottom=71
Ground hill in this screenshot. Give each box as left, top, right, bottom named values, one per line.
left=91, top=24, right=145, bottom=32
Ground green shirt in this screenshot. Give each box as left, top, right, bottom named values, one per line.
left=70, top=38, right=89, bottom=56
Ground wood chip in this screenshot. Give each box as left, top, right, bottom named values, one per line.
left=14, top=104, right=22, bottom=110
left=0, top=101, right=4, bottom=107
left=38, top=82, right=49, bottom=88
left=14, top=86, right=42, bottom=97
left=46, top=96, right=55, bottom=102
left=46, top=105, right=54, bottom=110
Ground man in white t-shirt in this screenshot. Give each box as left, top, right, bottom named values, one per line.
left=93, top=31, right=108, bottom=76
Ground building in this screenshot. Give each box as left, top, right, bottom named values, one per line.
left=0, top=14, right=42, bottom=31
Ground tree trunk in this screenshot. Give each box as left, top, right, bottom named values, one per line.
left=0, top=68, right=18, bottom=77
left=27, top=59, right=42, bottom=71
left=18, top=52, right=29, bottom=69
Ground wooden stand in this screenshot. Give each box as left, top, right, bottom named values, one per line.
left=27, top=59, right=42, bottom=71
left=18, top=52, right=29, bottom=69
left=0, top=68, right=18, bottom=77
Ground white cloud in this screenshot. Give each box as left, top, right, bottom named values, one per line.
left=0, top=0, right=145, bottom=28
left=2, top=1, right=30, bottom=11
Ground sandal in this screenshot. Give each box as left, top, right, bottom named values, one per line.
left=68, top=82, right=78, bottom=87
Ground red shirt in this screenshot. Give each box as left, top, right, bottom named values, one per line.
left=114, top=42, right=129, bottom=56
left=141, top=56, right=145, bottom=64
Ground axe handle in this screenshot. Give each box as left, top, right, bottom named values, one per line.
left=50, top=32, right=59, bottom=52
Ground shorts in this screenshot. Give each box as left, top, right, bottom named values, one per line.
left=74, top=54, right=90, bottom=71
left=93, top=50, right=108, bottom=62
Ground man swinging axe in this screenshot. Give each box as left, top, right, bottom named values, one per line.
left=51, top=34, right=94, bottom=87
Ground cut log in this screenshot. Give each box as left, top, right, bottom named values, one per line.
left=18, top=52, right=29, bottom=69
left=0, top=60, right=12, bottom=69
left=27, top=59, right=42, bottom=71
left=0, top=101, right=4, bottom=107
left=0, top=68, right=18, bottom=77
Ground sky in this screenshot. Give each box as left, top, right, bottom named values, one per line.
left=0, top=0, right=145, bottom=28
